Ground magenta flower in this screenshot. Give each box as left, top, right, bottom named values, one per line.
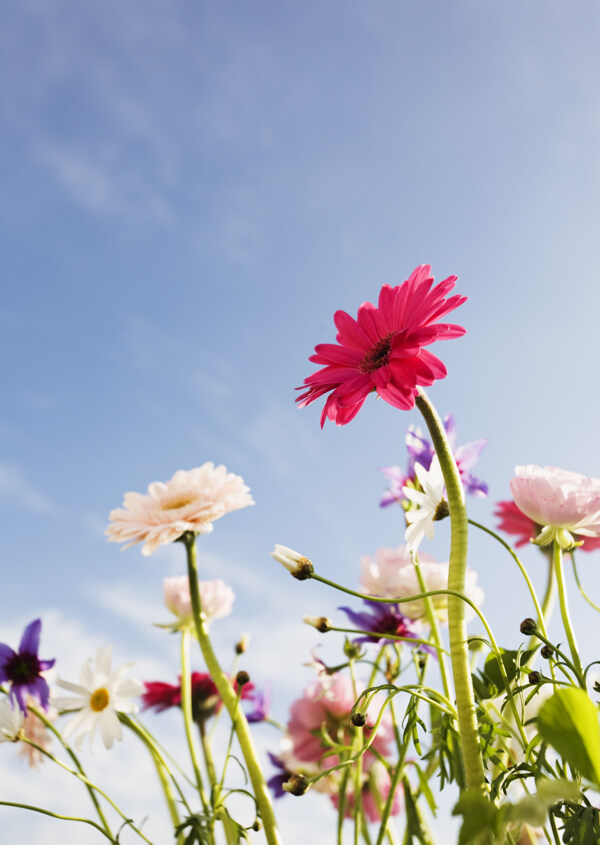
left=495, top=499, right=600, bottom=552
left=142, top=672, right=254, bottom=726
left=0, top=620, right=55, bottom=714
left=510, top=465, right=600, bottom=549
left=380, top=414, right=487, bottom=507
left=296, top=265, right=467, bottom=427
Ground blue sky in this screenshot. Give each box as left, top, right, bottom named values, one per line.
left=2, top=1, right=600, bottom=842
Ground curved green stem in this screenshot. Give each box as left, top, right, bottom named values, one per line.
left=0, top=802, right=115, bottom=840
left=414, top=556, right=452, bottom=701
left=415, top=389, right=486, bottom=793
left=552, top=542, right=585, bottom=686
left=571, top=551, right=600, bottom=613
left=180, top=629, right=212, bottom=826
left=183, top=533, right=281, bottom=845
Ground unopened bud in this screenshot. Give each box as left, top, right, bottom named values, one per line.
left=351, top=712, right=366, bottom=727
left=282, top=773, right=309, bottom=796
left=270, top=545, right=314, bottom=580
left=520, top=618, right=537, bottom=636
left=236, top=670, right=250, bottom=687
left=528, top=671, right=541, bottom=685
left=303, top=615, right=332, bottom=633
left=343, top=639, right=363, bottom=659
left=434, top=501, right=449, bottom=522
left=235, top=633, right=250, bottom=655
left=541, top=645, right=553, bottom=659
left=252, top=821, right=261, bottom=832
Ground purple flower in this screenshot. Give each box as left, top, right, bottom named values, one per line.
left=380, top=413, right=488, bottom=507
left=0, top=620, right=55, bottom=713
left=245, top=682, right=271, bottom=723
left=338, top=601, right=434, bottom=652
left=267, top=752, right=293, bottom=798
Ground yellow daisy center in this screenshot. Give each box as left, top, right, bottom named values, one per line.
left=161, top=494, right=196, bottom=511
left=89, top=687, right=110, bottom=712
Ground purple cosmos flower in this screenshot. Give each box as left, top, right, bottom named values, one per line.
left=267, top=752, right=293, bottom=798
left=0, top=619, right=55, bottom=713
left=338, top=601, right=434, bottom=653
left=246, top=682, right=271, bottom=723
left=380, top=413, right=488, bottom=507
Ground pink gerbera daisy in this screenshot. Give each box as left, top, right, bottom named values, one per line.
left=296, top=265, right=467, bottom=427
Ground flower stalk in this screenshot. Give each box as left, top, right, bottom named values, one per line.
left=415, top=389, right=486, bottom=794
left=182, top=532, right=282, bottom=845
left=552, top=541, right=585, bottom=686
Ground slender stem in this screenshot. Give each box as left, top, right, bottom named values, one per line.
left=0, top=802, right=115, bottom=840
left=415, top=389, right=486, bottom=794
left=468, top=520, right=550, bottom=637
left=180, top=629, right=212, bottom=824
left=414, top=556, right=452, bottom=700
left=183, top=533, right=281, bottom=845
left=29, top=704, right=113, bottom=838
left=552, top=542, right=585, bottom=686
left=571, top=551, right=600, bottom=613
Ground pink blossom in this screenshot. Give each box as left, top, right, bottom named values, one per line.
left=106, top=464, right=254, bottom=556
left=510, top=465, right=600, bottom=548
left=286, top=674, right=393, bottom=778
left=163, top=576, right=234, bottom=627
left=296, top=265, right=466, bottom=427
left=495, top=499, right=600, bottom=552
left=359, top=546, right=484, bottom=623
left=331, top=760, right=402, bottom=822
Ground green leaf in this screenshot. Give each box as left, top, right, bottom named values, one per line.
left=537, top=688, right=600, bottom=787
left=452, top=790, right=498, bottom=845
left=500, top=779, right=581, bottom=827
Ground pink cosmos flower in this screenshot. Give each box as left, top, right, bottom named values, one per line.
left=510, top=465, right=600, bottom=549
left=106, top=464, right=254, bottom=556
left=286, top=674, right=393, bottom=775
left=296, top=265, right=467, bottom=427
left=359, top=546, right=484, bottom=623
left=495, top=500, right=600, bottom=552
left=163, top=576, right=235, bottom=627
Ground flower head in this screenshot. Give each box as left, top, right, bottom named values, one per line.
left=0, top=696, right=24, bottom=742
left=163, top=576, right=235, bottom=629
left=495, top=498, right=600, bottom=552
left=106, top=463, right=254, bottom=556
left=270, top=545, right=314, bottom=580
left=296, top=265, right=467, bottom=427
left=510, top=465, right=600, bottom=549
left=0, top=620, right=55, bottom=713
left=54, top=646, right=143, bottom=750
left=142, top=672, right=255, bottom=726
left=359, top=546, right=484, bottom=624
left=338, top=600, right=431, bottom=650
left=19, top=697, right=55, bottom=768
left=380, top=414, right=487, bottom=507
left=403, top=456, right=447, bottom=554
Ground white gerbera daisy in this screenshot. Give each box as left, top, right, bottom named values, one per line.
left=54, top=646, right=143, bottom=750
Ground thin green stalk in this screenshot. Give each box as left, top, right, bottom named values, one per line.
left=571, top=550, right=600, bottom=613
left=180, top=629, right=212, bottom=825
left=552, top=542, right=585, bottom=686
left=0, top=801, right=115, bottom=840
left=414, top=556, right=452, bottom=701
left=183, top=533, right=281, bottom=845
left=468, top=520, right=550, bottom=637
left=415, top=389, right=486, bottom=794
left=29, top=704, right=113, bottom=838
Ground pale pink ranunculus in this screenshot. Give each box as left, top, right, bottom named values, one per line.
left=359, top=545, right=484, bottom=623
left=286, top=674, right=393, bottom=782
left=163, top=576, right=234, bottom=627
left=106, top=464, right=254, bottom=556
left=510, top=465, right=600, bottom=548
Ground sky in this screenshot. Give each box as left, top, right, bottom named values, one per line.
left=2, top=1, right=600, bottom=842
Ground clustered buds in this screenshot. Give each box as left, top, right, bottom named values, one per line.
left=520, top=618, right=537, bottom=636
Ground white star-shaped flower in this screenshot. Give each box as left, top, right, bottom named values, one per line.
left=403, top=455, right=447, bottom=555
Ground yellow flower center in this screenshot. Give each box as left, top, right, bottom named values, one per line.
left=161, top=494, right=196, bottom=511
left=89, top=687, right=110, bottom=712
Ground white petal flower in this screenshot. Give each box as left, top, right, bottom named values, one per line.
left=403, top=456, right=447, bottom=554
left=0, top=696, right=24, bottom=742
left=270, top=545, right=314, bottom=579
left=54, top=646, right=143, bottom=750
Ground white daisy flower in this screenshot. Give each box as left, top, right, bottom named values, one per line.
left=403, top=455, right=447, bottom=555
left=54, top=646, right=143, bottom=750
left=0, top=696, right=24, bottom=742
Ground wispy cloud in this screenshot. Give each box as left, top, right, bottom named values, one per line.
left=0, top=461, right=53, bottom=513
